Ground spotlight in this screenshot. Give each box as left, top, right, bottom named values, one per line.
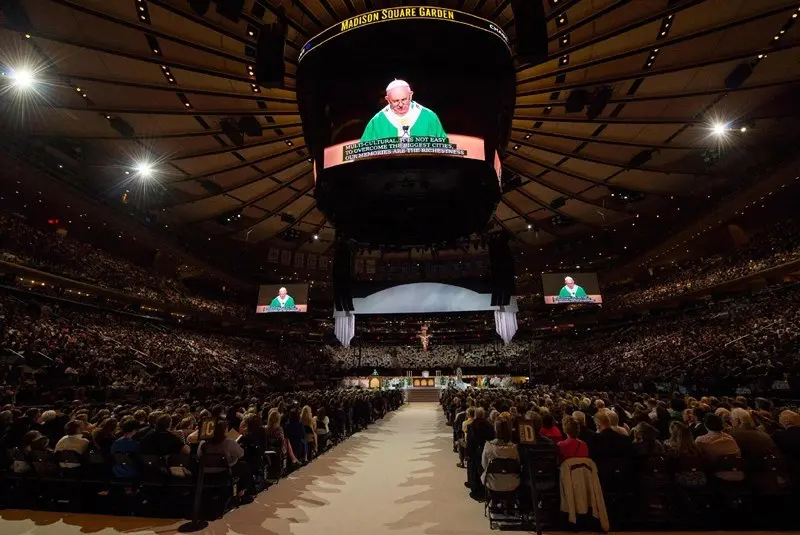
left=712, top=122, right=729, bottom=136
left=10, top=69, right=34, bottom=89
left=740, top=126, right=747, bottom=133
left=313, top=234, right=319, bottom=240
left=134, top=162, right=154, bottom=178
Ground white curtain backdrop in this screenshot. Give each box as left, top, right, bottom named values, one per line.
left=335, top=314, right=356, bottom=348
left=494, top=309, right=518, bottom=345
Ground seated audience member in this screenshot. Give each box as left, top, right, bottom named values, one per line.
left=572, top=410, right=595, bottom=445
left=558, top=415, right=589, bottom=463
left=590, top=410, right=633, bottom=463
left=664, top=421, right=707, bottom=487
left=482, top=418, right=520, bottom=492
left=315, top=407, right=330, bottom=452
left=284, top=407, right=308, bottom=463
left=55, top=420, right=90, bottom=457
left=300, top=405, right=318, bottom=459
left=539, top=413, right=563, bottom=442
left=728, top=408, right=779, bottom=460
left=456, top=407, right=475, bottom=468
left=631, top=422, right=665, bottom=458
left=139, top=414, right=189, bottom=456
left=199, top=420, right=245, bottom=467
left=696, top=413, right=743, bottom=481
left=91, top=418, right=118, bottom=456
left=773, top=410, right=800, bottom=463
left=266, top=409, right=298, bottom=464
left=607, top=410, right=630, bottom=436
left=467, top=407, right=495, bottom=499
left=111, top=419, right=141, bottom=478
left=13, top=430, right=51, bottom=473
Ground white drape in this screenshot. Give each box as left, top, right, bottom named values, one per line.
left=494, top=309, right=518, bottom=345
left=334, top=314, right=355, bottom=348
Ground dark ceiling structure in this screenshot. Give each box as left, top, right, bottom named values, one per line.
left=1, top=0, right=799, bottom=270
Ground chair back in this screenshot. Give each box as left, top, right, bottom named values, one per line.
left=486, top=457, right=521, bottom=475
left=29, top=451, right=58, bottom=476
left=166, top=453, right=196, bottom=478
left=112, top=453, right=137, bottom=474
left=200, top=453, right=231, bottom=474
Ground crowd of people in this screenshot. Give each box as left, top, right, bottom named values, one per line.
left=442, top=386, right=800, bottom=528
left=524, top=283, right=800, bottom=394
left=606, top=217, right=800, bottom=309
left=0, top=292, right=344, bottom=405
left=0, top=214, right=247, bottom=318
left=0, top=387, right=402, bottom=513
left=328, top=343, right=532, bottom=370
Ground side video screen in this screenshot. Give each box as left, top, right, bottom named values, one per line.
left=542, top=273, right=602, bottom=305
left=256, top=283, right=309, bottom=313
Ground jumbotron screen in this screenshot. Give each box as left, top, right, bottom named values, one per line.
left=542, top=273, right=603, bottom=305
left=300, top=9, right=507, bottom=180
left=255, top=284, right=309, bottom=313
left=321, top=78, right=501, bottom=178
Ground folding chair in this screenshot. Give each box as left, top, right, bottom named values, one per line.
left=483, top=457, right=522, bottom=530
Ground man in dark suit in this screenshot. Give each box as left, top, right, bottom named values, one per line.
left=589, top=409, right=633, bottom=463
left=466, top=408, right=495, bottom=499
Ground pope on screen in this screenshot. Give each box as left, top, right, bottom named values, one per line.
left=558, top=276, right=588, bottom=299
left=269, top=287, right=296, bottom=309
left=360, top=80, right=447, bottom=143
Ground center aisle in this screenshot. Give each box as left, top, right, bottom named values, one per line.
left=222, top=401, right=491, bottom=535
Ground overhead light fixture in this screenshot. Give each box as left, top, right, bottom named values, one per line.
left=313, top=234, right=319, bottom=240
left=711, top=122, right=729, bottom=136
left=134, top=162, right=154, bottom=179
left=10, top=69, right=34, bottom=89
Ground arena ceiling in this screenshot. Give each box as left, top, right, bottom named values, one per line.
left=1, top=0, right=799, bottom=263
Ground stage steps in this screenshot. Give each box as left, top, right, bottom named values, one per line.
left=406, top=388, right=441, bottom=402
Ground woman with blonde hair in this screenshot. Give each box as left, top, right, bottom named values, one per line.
left=266, top=408, right=299, bottom=465
left=300, top=405, right=318, bottom=459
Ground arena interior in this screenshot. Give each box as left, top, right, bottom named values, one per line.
left=1, top=0, right=800, bottom=534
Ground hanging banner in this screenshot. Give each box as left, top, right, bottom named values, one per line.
left=268, top=248, right=280, bottom=263
left=295, top=252, right=305, bottom=268
left=307, top=254, right=318, bottom=270
left=281, top=250, right=292, bottom=265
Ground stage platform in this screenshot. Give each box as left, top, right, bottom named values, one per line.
left=405, top=387, right=441, bottom=402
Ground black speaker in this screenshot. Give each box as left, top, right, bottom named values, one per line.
left=587, top=85, right=613, bottom=120
left=488, top=234, right=515, bottom=307
left=565, top=89, right=590, bottom=113
left=333, top=241, right=354, bottom=312
left=238, top=116, right=262, bottom=137
left=220, top=118, right=244, bottom=146
left=0, top=0, right=31, bottom=30
left=109, top=117, right=135, bottom=138
left=215, top=0, right=244, bottom=22
left=255, top=17, right=287, bottom=87
left=724, top=62, right=753, bottom=90
left=510, top=0, right=548, bottom=65
left=187, top=0, right=210, bottom=16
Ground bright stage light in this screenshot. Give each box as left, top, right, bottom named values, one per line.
left=10, top=69, right=34, bottom=89
left=135, top=162, right=154, bottom=178
left=712, top=122, right=729, bottom=136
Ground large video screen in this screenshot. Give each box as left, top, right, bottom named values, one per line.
left=322, top=79, right=501, bottom=178
left=542, top=273, right=602, bottom=305
left=298, top=10, right=512, bottom=181
left=256, top=284, right=309, bottom=313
